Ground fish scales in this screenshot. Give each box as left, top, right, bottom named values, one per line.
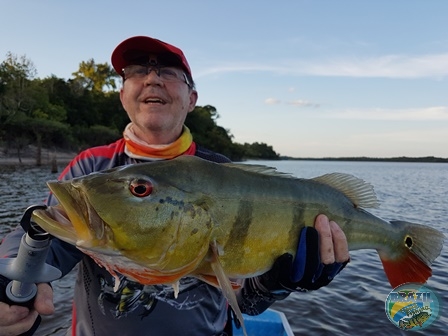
left=200, top=167, right=308, bottom=276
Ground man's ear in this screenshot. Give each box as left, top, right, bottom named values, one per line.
left=188, top=90, right=198, bottom=112
left=119, top=87, right=126, bottom=110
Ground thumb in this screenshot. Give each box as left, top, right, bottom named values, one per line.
left=34, top=283, right=54, bottom=315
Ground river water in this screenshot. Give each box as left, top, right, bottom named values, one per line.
left=0, top=160, right=447, bottom=335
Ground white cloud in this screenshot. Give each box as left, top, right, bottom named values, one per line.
left=287, top=100, right=320, bottom=108
left=328, top=106, right=448, bottom=121
left=264, top=98, right=320, bottom=107
left=196, top=53, right=448, bottom=79
left=264, top=98, right=280, bottom=105
left=296, top=54, right=448, bottom=79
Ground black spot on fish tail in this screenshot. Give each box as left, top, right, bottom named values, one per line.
left=405, top=235, right=413, bottom=248
left=225, top=200, right=253, bottom=259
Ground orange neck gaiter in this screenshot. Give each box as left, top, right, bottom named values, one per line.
left=123, top=123, right=196, bottom=160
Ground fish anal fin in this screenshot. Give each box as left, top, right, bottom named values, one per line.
left=209, top=241, right=247, bottom=336
left=379, top=249, right=432, bottom=288
left=312, top=173, right=380, bottom=208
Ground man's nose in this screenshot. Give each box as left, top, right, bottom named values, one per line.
left=143, top=69, right=164, bottom=85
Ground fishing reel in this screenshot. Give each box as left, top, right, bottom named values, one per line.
left=0, top=205, right=62, bottom=336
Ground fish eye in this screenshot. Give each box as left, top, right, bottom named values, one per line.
left=129, top=179, right=153, bottom=197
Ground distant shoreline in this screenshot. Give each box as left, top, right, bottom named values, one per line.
left=0, top=157, right=74, bottom=166
left=1, top=145, right=446, bottom=165
left=0, top=146, right=77, bottom=167
left=279, top=156, right=448, bottom=163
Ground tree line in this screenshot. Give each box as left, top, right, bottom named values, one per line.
left=0, top=53, right=279, bottom=163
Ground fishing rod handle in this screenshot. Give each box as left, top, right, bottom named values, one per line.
left=0, top=205, right=60, bottom=336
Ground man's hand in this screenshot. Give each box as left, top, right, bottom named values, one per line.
left=289, top=214, right=350, bottom=290
left=0, top=283, right=54, bottom=336
left=256, top=214, right=350, bottom=297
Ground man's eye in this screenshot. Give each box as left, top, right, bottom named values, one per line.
left=133, top=67, right=147, bottom=75
left=160, top=68, right=177, bottom=78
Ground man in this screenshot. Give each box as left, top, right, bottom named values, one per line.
left=0, top=36, right=349, bottom=336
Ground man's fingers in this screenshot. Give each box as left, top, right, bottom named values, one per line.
left=0, top=301, right=38, bottom=336
left=0, top=284, right=52, bottom=336
left=329, top=220, right=350, bottom=263
left=314, top=214, right=350, bottom=265
left=314, top=214, right=335, bottom=265
left=0, top=301, right=29, bottom=326
left=34, top=283, right=54, bottom=315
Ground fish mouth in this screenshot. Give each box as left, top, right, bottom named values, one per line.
left=32, top=179, right=109, bottom=248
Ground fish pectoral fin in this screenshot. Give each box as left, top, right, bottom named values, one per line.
left=208, top=242, right=247, bottom=336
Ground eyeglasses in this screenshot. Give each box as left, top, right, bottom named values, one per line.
left=122, top=64, right=191, bottom=87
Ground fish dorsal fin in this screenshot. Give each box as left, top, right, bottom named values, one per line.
left=222, top=163, right=293, bottom=178
left=312, top=173, right=380, bottom=208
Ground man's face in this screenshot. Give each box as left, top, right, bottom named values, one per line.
left=120, top=57, right=197, bottom=144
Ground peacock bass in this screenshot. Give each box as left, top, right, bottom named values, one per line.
left=32, top=156, right=445, bottom=336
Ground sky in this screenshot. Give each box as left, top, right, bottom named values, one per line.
left=1, top=0, right=447, bottom=158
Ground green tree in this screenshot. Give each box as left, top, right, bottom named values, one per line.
left=72, top=124, right=120, bottom=150
left=0, top=52, right=281, bottom=164
left=0, top=52, right=37, bottom=123
left=185, top=105, right=241, bottom=159
left=40, top=75, right=99, bottom=128
left=240, top=142, right=279, bottom=160
left=0, top=54, right=73, bottom=163
left=27, top=118, right=71, bottom=165
left=72, top=59, right=119, bottom=92
left=0, top=53, right=39, bottom=160
left=93, top=91, right=128, bottom=131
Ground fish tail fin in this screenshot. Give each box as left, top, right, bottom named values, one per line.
left=378, top=220, right=444, bottom=288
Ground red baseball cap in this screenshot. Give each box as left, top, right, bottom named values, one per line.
left=111, top=36, right=192, bottom=77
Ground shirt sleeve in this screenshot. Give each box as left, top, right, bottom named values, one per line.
left=0, top=226, right=24, bottom=258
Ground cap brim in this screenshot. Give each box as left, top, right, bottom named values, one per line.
left=111, top=36, right=192, bottom=77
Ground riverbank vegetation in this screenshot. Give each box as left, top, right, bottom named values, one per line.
left=0, top=53, right=279, bottom=163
